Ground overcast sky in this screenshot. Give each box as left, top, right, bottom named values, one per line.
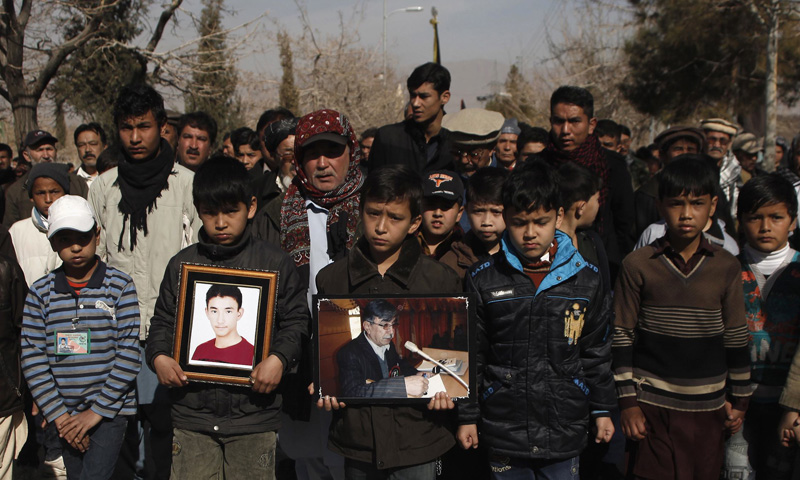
left=153, top=0, right=576, bottom=103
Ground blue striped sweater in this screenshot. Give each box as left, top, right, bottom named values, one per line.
left=21, top=260, right=141, bottom=422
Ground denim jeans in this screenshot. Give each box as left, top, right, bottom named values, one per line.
left=722, top=402, right=799, bottom=480
left=344, top=458, right=436, bottom=480
left=171, top=428, right=276, bottom=480
left=489, top=455, right=579, bottom=480
left=60, top=414, right=129, bottom=480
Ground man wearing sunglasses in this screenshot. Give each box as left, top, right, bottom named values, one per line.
left=336, top=299, right=427, bottom=398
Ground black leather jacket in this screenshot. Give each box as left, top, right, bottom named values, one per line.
left=459, top=230, right=616, bottom=460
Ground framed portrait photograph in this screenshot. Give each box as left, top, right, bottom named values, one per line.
left=173, top=263, right=278, bottom=386
left=313, top=294, right=475, bottom=404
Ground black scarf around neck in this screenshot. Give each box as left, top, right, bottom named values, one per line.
left=116, top=140, right=175, bottom=250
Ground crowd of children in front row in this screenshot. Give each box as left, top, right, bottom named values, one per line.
left=3, top=123, right=800, bottom=480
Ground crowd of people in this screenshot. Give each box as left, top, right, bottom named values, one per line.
left=0, top=60, right=799, bottom=480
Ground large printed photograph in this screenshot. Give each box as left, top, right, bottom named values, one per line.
left=313, top=295, right=475, bottom=404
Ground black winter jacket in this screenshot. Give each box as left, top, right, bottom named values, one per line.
left=145, top=228, right=309, bottom=435
left=0, top=254, right=27, bottom=416
left=459, top=230, right=616, bottom=460
left=315, top=236, right=460, bottom=469
left=368, top=119, right=455, bottom=174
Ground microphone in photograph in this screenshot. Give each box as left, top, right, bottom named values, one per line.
left=404, top=341, right=469, bottom=390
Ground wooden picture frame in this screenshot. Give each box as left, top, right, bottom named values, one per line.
left=313, top=294, right=476, bottom=404
left=173, top=263, right=278, bottom=386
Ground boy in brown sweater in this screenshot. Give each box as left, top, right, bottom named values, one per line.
left=613, top=156, right=752, bottom=479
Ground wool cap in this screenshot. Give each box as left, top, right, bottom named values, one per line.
left=26, top=163, right=70, bottom=198
left=655, top=126, right=706, bottom=151
left=732, top=133, right=762, bottom=155
left=442, top=109, right=505, bottom=146
left=700, top=118, right=739, bottom=137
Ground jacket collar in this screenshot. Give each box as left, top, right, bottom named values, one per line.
left=197, top=225, right=252, bottom=260
left=348, top=235, right=421, bottom=288
left=53, top=258, right=107, bottom=294
left=499, top=229, right=587, bottom=293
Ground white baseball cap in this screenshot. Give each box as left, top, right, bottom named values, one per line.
left=47, top=195, right=97, bottom=239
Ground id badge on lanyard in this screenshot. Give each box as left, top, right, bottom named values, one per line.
left=55, top=317, right=91, bottom=355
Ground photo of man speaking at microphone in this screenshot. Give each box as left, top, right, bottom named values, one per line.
left=314, top=295, right=474, bottom=404
left=337, top=300, right=426, bottom=398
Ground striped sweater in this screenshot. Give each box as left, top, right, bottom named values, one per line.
left=612, top=237, right=752, bottom=412
left=21, top=261, right=141, bottom=423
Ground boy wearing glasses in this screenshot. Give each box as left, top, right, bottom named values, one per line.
left=336, top=299, right=427, bottom=398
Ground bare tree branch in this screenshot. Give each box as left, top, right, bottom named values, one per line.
left=146, top=0, right=183, bottom=53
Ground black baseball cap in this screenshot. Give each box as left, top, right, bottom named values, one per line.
left=422, top=170, right=464, bottom=205
left=23, top=130, right=58, bottom=149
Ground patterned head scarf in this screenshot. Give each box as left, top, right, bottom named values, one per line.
left=281, top=109, right=365, bottom=267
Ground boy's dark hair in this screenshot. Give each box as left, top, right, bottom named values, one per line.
left=595, top=119, right=621, bottom=141
left=657, top=155, right=717, bottom=200
left=466, top=167, right=509, bottom=206
left=360, top=165, right=423, bottom=218
left=407, top=62, right=451, bottom=94
left=362, top=299, right=398, bottom=324
left=96, top=147, right=122, bottom=173
left=360, top=127, right=378, bottom=141
left=73, top=123, right=107, bottom=145
left=206, top=283, right=242, bottom=309
left=558, top=162, right=603, bottom=208
left=230, top=127, right=260, bottom=154
left=517, top=126, right=549, bottom=151
left=737, top=173, right=799, bottom=220
left=113, top=84, right=167, bottom=128
left=550, top=86, right=594, bottom=119
left=179, top=111, right=218, bottom=145
left=503, top=160, right=562, bottom=213
left=619, top=124, right=631, bottom=137
left=256, top=108, right=295, bottom=134
left=0, top=143, right=12, bottom=158
left=222, top=131, right=231, bottom=142
left=193, top=155, right=253, bottom=210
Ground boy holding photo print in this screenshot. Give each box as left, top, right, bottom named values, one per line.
left=146, top=156, right=308, bottom=479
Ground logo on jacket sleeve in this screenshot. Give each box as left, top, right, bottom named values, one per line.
left=490, top=289, right=514, bottom=299
left=564, top=302, right=586, bottom=345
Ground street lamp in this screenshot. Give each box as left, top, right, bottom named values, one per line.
left=383, top=2, right=423, bottom=83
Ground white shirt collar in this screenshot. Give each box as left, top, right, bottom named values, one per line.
left=364, top=333, right=390, bottom=358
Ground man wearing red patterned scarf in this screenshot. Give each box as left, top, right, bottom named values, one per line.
left=541, top=86, right=635, bottom=283
left=253, top=108, right=364, bottom=480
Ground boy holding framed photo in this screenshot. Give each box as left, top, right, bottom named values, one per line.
left=146, top=156, right=309, bottom=479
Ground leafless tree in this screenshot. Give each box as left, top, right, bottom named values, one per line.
left=0, top=0, right=184, bottom=146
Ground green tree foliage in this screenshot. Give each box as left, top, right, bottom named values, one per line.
left=50, top=0, right=148, bottom=141
left=622, top=0, right=800, bottom=123
left=184, top=0, right=242, bottom=144
left=278, top=30, right=300, bottom=114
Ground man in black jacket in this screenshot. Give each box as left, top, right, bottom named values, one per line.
left=369, top=62, right=454, bottom=174
left=540, top=86, right=635, bottom=282
left=336, top=300, right=423, bottom=398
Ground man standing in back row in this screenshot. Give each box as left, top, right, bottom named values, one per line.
left=369, top=62, right=454, bottom=174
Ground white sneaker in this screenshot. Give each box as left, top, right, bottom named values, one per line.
left=40, top=456, right=68, bottom=479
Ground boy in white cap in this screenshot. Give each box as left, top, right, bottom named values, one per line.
left=20, top=195, right=141, bottom=480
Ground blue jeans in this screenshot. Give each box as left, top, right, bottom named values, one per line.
left=489, top=455, right=579, bottom=480
left=61, top=414, right=129, bottom=480
left=344, top=458, right=436, bottom=480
